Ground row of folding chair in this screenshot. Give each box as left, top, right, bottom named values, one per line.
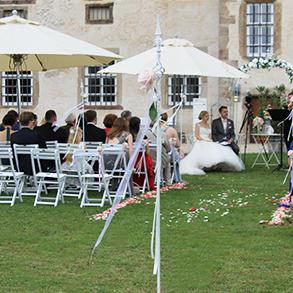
left=0, top=142, right=130, bottom=207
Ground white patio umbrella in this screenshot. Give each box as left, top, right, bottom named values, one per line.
left=97, top=27, right=248, bottom=293
left=0, top=10, right=122, bottom=112
left=99, top=37, right=248, bottom=78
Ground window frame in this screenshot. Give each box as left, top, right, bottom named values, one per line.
left=167, top=75, right=202, bottom=107
left=1, top=71, right=34, bottom=107
left=84, top=64, right=117, bottom=107
left=246, top=2, right=275, bottom=57
left=85, top=3, right=114, bottom=24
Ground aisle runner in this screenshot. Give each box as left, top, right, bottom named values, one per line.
left=90, top=182, right=187, bottom=221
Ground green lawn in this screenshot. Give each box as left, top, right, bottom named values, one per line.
left=0, top=155, right=292, bottom=293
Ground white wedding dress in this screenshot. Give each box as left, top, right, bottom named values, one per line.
left=180, top=125, right=245, bottom=175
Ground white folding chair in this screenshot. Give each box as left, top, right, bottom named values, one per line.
left=0, top=142, right=12, bottom=172
left=13, top=144, right=39, bottom=196
left=83, top=141, right=103, bottom=151
left=133, top=142, right=150, bottom=193
left=58, top=143, right=82, bottom=197
left=0, top=148, right=24, bottom=206
left=74, top=150, right=112, bottom=208
left=103, top=144, right=132, bottom=198
left=31, top=148, right=66, bottom=207
left=168, top=138, right=181, bottom=184
left=46, top=140, right=58, bottom=149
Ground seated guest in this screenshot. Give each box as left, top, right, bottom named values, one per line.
left=103, top=113, right=118, bottom=135
left=32, top=113, right=38, bottom=129
left=129, top=116, right=155, bottom=190
left=36, top=110, right=67, bottom=143
left=120, top=110, right=132, bottom=121
left=84, top=110, right=106, bottom=143
left=146, top=122, right=171, bottom=186
left=211, top=106, right=240, bottom=155
left=0, top=114, right=16, bottom=142
left=0, top=110, right=20, bottom=131
left=60, top=113, right=76, bottom=142
left=106, top=117, right=135, bottom=194
left=107, top=117, right=133, bottom=154
left=160, top=113, right=182, bottom=183
left=11, top=111, right=46, bottom=175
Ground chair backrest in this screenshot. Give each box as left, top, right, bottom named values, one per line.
left=31, top=148, right=62, bottom=177
left=83, top=141, right=103, bottom=150
left=73, top=149, right=103, bottom=178
left=13, top=144, right=39, bottom=172
left=102, top=144, right=128, bottom=174
left=57, top=143, right=81, bottom=155
left=0, top=147, right=17, bottom=175
left=46, top=140, right=58, bottom=149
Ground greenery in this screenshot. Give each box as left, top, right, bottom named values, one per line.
left=0, top=155, right=293, bottom=292
left=256, top=84, right=289, bottom=114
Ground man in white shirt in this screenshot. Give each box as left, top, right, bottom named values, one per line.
left=211, top=106, right=239, bottom=155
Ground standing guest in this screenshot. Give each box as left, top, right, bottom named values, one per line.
left=103, top=113, right=118, bottom=135
left=60, top=113, right=76, bottom=142
left=11, top=111, right=46, bottom=175
left=0, top=110, right=20, bottom=131
left=0, top=114, right=16, bottom=142
left=36, top=110, right=67, bottom=143
left=129, top=116, right=155, bottom=190
left=212, top=106, right=239, bottom=155
left=84, top=110, right=106, bottom=143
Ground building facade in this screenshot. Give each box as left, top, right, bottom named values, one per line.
left=0, top=0, right=291, bottom=137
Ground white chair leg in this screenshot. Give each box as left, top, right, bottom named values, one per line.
left=34, top=179, right=43, bottom=206
left=10, top=180, right=19, bottom=206
left=80, top=180, right=87, bottom=208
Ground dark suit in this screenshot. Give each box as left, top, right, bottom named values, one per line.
left=84, top=123, right=106, bottom=143
left=36, top=122, right=67, bottom=143
left=211, top=117, right=239, bottom=155
left=10, top=127, right=46, bottom=175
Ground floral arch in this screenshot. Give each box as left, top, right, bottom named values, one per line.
left=239, top=57, right=293, bottom=83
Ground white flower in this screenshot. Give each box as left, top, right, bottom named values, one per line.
left=252, top=58, right=258, bottom=64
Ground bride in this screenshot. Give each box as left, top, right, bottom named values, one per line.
left=180, top=111, right=245, bottom=175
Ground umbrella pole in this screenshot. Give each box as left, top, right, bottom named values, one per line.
left=153, top=15, right=163, bottom=293
left=16, top=70, right=21, bottom=114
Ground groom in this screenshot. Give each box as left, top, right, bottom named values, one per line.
left=212, top=106, right=240, bottom=155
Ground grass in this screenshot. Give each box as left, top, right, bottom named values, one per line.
left=0, top=154, right=293, bottom=292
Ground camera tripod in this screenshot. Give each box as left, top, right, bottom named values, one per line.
left=238, top=106, right=254, bottom=164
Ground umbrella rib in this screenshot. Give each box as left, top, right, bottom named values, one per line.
left=35, top=54, right=47, bottom=71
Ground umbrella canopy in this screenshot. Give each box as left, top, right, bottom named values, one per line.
left=0, top=11, right=122, bottom=71
left=99, top=38, right=248, bottom=79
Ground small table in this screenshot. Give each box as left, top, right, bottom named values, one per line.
left=251, top=133, right=281, bottom=169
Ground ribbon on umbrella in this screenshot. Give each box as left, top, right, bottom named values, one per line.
left=92, top=119, right=151, bottom=255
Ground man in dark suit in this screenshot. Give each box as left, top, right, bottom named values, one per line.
left=11, top=111, right=46, bottom=175
left=36, top=110, right=67, bottom=143
left=84, top=110, right=106, bottom=143
left=212, top=106, right=239, bottom=155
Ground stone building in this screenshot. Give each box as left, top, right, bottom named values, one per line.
left=0, top=0, right=291, bottom=137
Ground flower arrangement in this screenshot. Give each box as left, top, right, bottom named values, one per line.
left=252, top=116, right=264, bottom=132
left=239, top=57, right=293, bottom=83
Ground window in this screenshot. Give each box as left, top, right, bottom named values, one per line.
left=2, top=8, right=27, bottom=18
left=1, top=71, right=33, bottom=107
left=84, top=63, right=117, bottom=106
left=168, top=75, right=201, bottom=106
left=85, top=3, right=114, bottom=24
left=246, top=2, right=274, bottom=57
